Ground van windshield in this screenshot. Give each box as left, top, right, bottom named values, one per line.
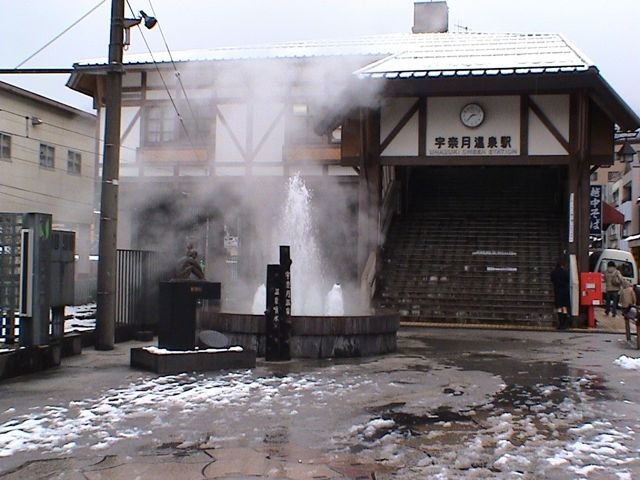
left=589, top=250, right=602, bottom=272
left=599, top=259, right=635, bottom=279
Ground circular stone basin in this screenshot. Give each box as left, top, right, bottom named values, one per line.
left=198, top=310, right=399, bottom=359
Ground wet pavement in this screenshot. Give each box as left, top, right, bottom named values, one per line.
left=1, top=324, right=640, bottom=479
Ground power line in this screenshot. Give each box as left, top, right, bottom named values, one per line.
left=2, top=129, right=99, bottom=159
left=126, top=0, right=205, bottom=162
left=3, top=149, right=97, bottom=181
left=0, top=107, right=139, bottom=157
left=0, top=190, right=38, bottom=209
left=15, top=1, right=107, bottom=69
left=147, top=0, right=209, bottom=150
left=0, top=181, right=94, bottom=208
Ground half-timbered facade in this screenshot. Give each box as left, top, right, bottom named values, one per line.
left=68, top=25, right=639, bottom=324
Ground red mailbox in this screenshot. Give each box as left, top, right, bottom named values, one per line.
left=580, top=272, right=603, bottom=306
left=581, top=271, right=603, bottom=328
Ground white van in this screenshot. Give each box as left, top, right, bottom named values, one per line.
left=589, top=249, right=638, bottom=285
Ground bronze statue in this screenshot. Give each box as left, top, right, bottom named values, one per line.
left=175, top=243, right=205, bottom=280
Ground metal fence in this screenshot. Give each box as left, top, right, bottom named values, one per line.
left=2, top=244, right=166, bottom=344
left=0, top=213, right=22, bottom=345
left=115, top=249, right=167, bottom=340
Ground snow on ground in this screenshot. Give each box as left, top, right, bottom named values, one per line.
left=0, top=357, right=638, bottom=478
left=614, top=355, right=640, bottom=370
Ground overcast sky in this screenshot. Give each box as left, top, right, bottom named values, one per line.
left=1, top=0, right=638, bottom=117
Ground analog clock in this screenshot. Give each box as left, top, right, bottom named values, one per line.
left=460, top=103, right=485, bottom=128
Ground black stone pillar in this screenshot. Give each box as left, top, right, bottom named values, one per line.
left=265, top=246, right=292, bottom=361
left=158, top=280, right=221, bottom=350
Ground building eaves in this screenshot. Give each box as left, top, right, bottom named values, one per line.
left=0, top=80, right=96, bottom=118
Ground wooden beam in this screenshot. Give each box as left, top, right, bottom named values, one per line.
left=528, top=97, right=570, bottom=153
left=252, top=105, right=286, bottom=159
left=380, top=99, right=420, bottom=153
left=520, top=95, right=528, bottom=156
left=418, top=97, right=427, bottom=157
left=378, top=155, right=570, bottom=166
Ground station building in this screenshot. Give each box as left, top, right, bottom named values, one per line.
left=67, top=2, right=640, bottom=325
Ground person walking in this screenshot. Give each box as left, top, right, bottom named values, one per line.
left=550, top=257, right=571, bottom=329
left=604, top=261, right=623, bottom=317
left=620, top=279, right=636, bottom=318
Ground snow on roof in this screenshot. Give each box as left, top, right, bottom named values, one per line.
left=355, top=32, right=593, bottom=78
left=75, top=32, right=593, bottom=78
left=76, top=33, right=421, bottom=67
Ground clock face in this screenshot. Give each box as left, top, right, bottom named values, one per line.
left=460, top=103, right=485, bottom=128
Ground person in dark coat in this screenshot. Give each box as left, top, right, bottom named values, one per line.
left=550, top=257, right=571, bottom=329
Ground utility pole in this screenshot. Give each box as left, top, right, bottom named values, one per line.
left=95, top=0, right=125, bottom=350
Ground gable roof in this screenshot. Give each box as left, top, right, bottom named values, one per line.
left=68, top=31, right=639, bottom=131
left=354, top=32, right=592, bottom=78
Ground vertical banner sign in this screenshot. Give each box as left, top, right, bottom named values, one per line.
left=279, top=246, right=292, bottom=361
left=264, top=246, right=292, bottom=361
left=569, top=193, right=575, bottom=244
left=265, top=264, right=281, bottom=361
left=589, top=185, right=603, bottom=237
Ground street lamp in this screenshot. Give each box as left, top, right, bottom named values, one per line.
left=123, top=10, right=157, bottom=47
left=95, top=1, right=156, bottom=350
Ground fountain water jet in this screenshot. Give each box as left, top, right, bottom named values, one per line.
left=251, top=284, right=266, bottom=315
left=201, top=174, right=399, bottom=358
left=325, top=283, right=344, bottom=316
left=273, top=173, right=326, bottom=315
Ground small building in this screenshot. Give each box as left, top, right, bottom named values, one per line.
left=0, top=81, right=98, bottom=302
left=68, top=3, right=640, bottom=325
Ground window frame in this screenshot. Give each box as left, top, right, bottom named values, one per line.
left=142, top=102, right=213, bottom=147
left=39, top=143, right=55, bottom=169
left=0, top=132, right=11, bottom=160
left=67, top=150, right=82, bottom=175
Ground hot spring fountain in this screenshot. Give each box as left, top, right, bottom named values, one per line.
left=200, top=173, right=399, bottom=358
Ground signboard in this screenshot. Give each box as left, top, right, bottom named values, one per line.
left=569, top=193, right=575, bottom=244
left=265, top=246, right=292, bottom=361
left=589, top=185, right=603, bottom=236
left=428, top=134, right=518, bottom=156
left=426, top=96, right=520, bottom=156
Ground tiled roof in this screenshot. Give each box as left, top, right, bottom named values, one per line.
left=354, top=32, right=593, bottom=78
left=75, top=32, right=592, bottom=76
left=76, top=34, right=421, bottom=67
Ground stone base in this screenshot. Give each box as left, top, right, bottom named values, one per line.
left=0, top=344, right=62, bottom=380
left=61, top=333, right=83, bottom=357
left=199, top=312, right=400, bottom=358
left=130, top=347, right=256, bottom=375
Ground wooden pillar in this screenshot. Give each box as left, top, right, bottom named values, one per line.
left=568, top=91, right=591, bottom=325
left=357, top=108, right=382, bottom=289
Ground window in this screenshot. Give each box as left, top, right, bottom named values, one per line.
left=144, top=105, right=175, bottom=144
left=143, top=103, right=213, bottom=146
left=67, top=150, right=81, bottom=175
left=287, top=103, right=327, bottom=145
left=39, top=143, right=55, bottom=168
left=623, top=182, right=632, bottom=202
left=0, top=133, right=10, bottom=160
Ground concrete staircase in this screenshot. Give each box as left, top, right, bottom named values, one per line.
left=375, top=167, right=565, bottom=326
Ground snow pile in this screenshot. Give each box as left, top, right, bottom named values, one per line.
left=614, top=355, right=640, bottom=370
left=64, top=304, right=96, bottom=332
left=143, top=346, right=243, bottom=354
